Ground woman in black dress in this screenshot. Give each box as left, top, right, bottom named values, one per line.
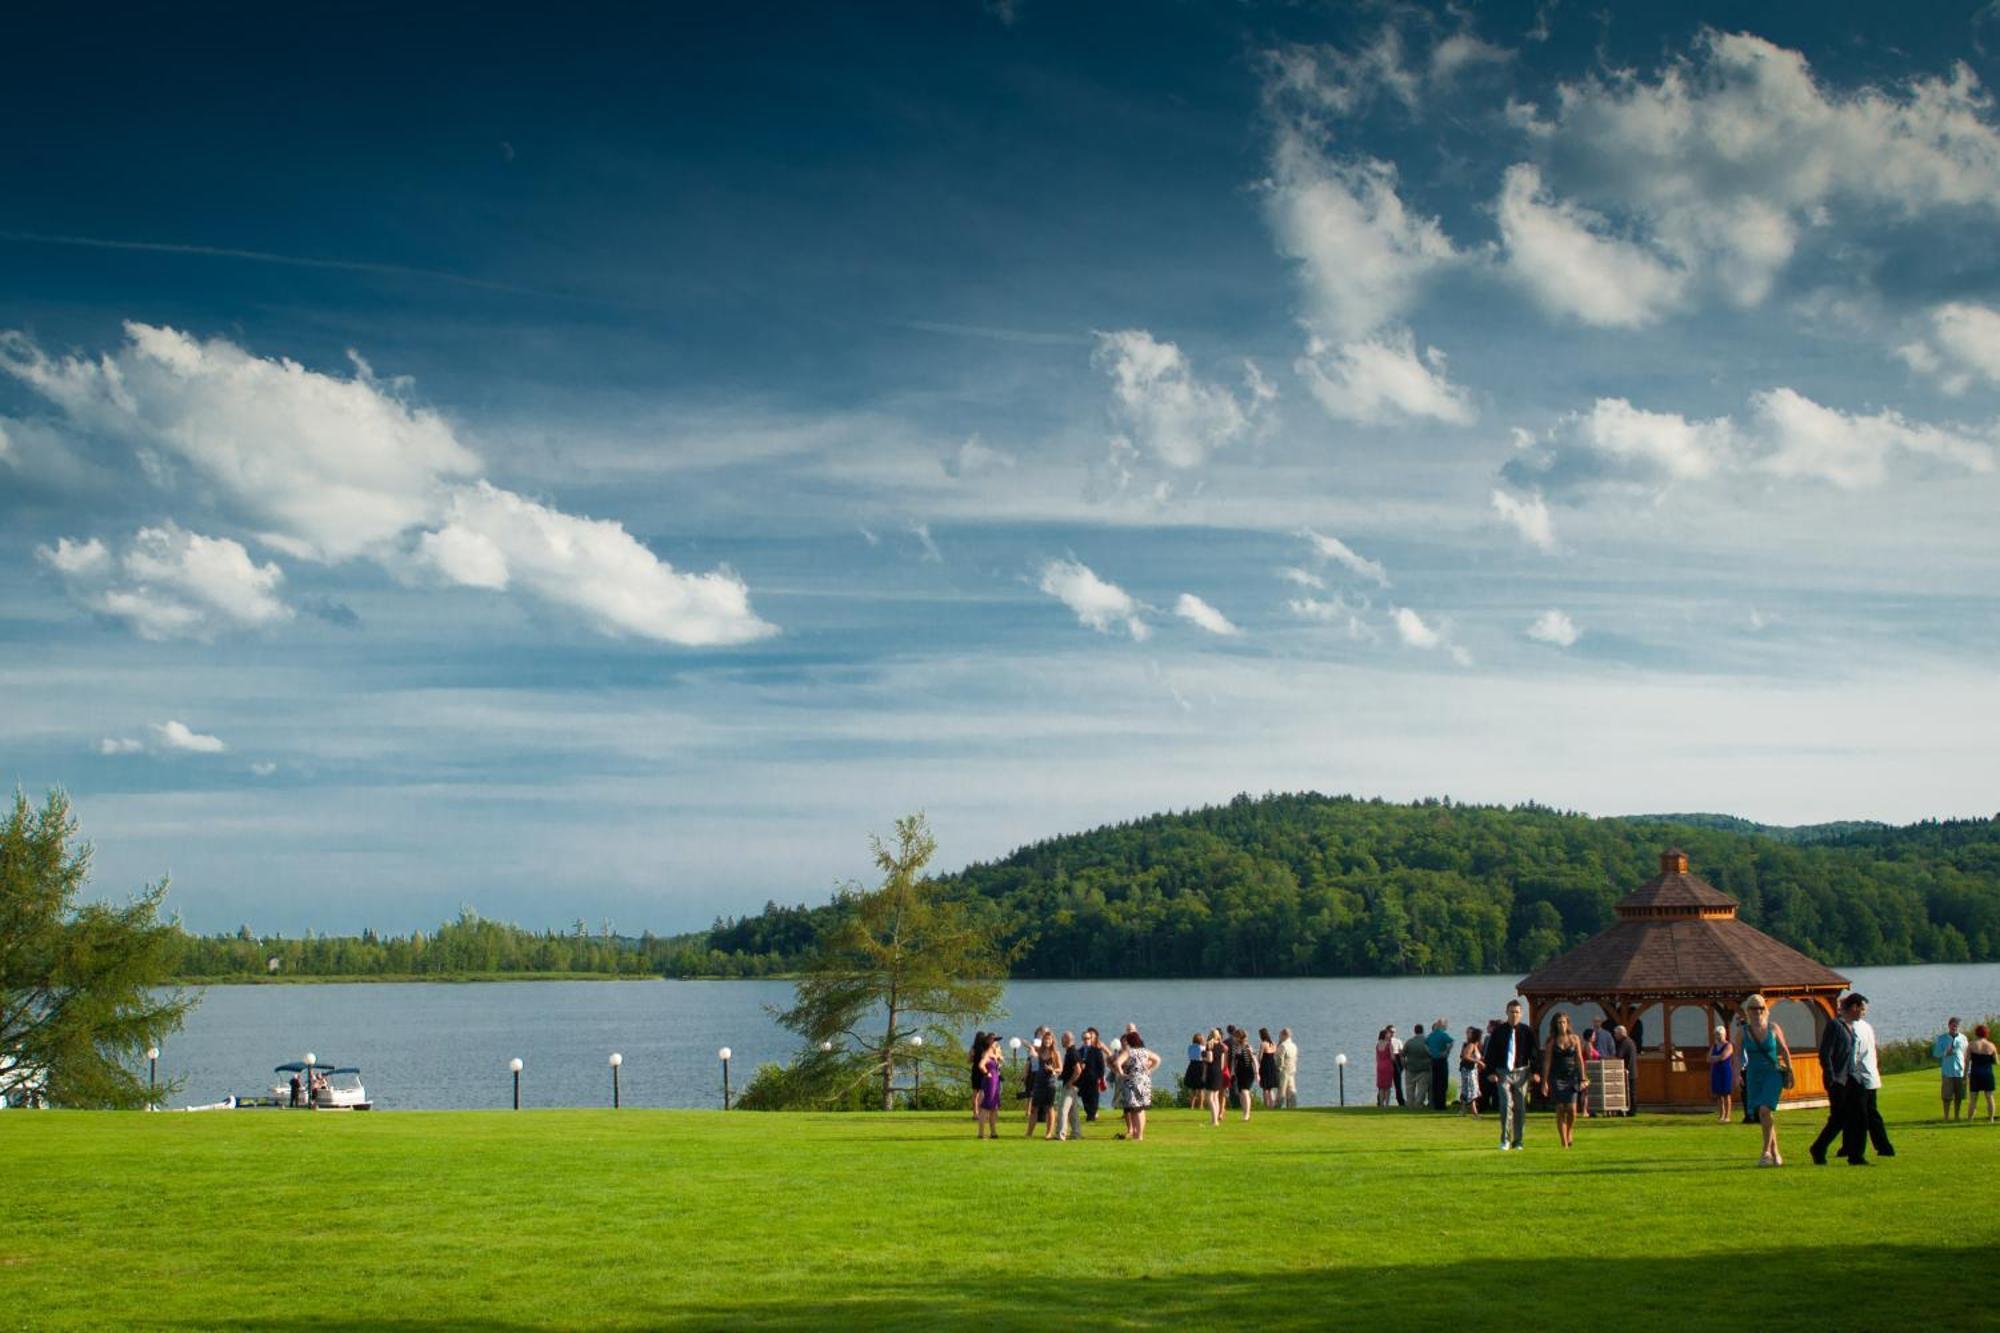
left=1203, top=1028, right=1226, bottom=1126
left=1258, top=1027, right=1281, bottom=1110
left=1231, top=1029, right=1258, bottom=1122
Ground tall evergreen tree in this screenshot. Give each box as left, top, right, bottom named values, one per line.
left=1, top=790, right=191, bottom=1108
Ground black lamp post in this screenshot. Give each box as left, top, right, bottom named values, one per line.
left=719, top=1047, right=732, bottom=1110
left=1337, top=1053, right=1347, bottom=1107
left=910, top=1034, right=923, bottom=1106
left=509, top=1057, right=522, bottom=1110
left=146, top=1045, right=159, bottom=1107
left=609, top=1052, right=622, bottom=1109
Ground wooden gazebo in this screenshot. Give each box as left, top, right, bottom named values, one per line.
left=1517, top=849, right=1848, bottom=1109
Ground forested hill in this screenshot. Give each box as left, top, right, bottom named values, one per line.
left=702, top=794, right=2000, bottom=979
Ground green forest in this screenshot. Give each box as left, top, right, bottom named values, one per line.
left=171, top=795, right=2000, bottom=981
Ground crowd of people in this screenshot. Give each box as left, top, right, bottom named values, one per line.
left=966, top=1022, right=1300, bottom=1141
left=966, top=997, right=1990, bottom=1157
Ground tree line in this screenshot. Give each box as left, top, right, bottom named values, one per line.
left=163, top=794, right=2000, bottom=983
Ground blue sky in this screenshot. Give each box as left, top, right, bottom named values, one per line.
left=5, top=1, right=1999, bottom=933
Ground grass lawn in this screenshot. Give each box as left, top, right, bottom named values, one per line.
left=4, top=1071, right=1993, bottom=1331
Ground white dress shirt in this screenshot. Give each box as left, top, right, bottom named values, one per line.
left=1851, top=1018, right=1882, bottom=1090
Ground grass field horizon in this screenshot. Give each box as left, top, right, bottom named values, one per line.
left=7, top=1071, right=1995, bottom=1330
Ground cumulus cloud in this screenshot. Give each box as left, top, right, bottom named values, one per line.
left=1264, top=130, right=1458, bottom=342
left=1392, top=606, right=1473, bottom=665
left=150, top=719, right=227, bottom=753
left=1495, top=164, right=1687, bottom=327
left=1276, top=566, right=1325, bottom=590
left=2, top=323, right=776, bottom=646
left=39, top=523, right=291, bottom=641
left=1525, top=609, right=1580, bottom=647
left=1294, top=332, right=1475, bottom=426
left=98, top=737, right=144, bottom=756
left=1302, top=529, right=1390, bottom=586
left=1509, top=30, right=2000, bottom=308
left=1093, top=330, right=1272, bottom=468
left=1173, top=593, right=1241, bottom=637
left=1899, top=301, right=2000, bottom=394
left=1507, top=389, right=1995, bottom=498
left=943, top=435, right=1017, bottom=477
left=410, top=482, right=776, bottom=645
left=1037, top=558, right=1149, bottom=641
left=250, top=761, right=279, bottom=778
left=1490, top=488, right=1557, bottom=552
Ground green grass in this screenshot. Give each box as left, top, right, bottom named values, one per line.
left=4, top=1072, right=1993, bottom=1331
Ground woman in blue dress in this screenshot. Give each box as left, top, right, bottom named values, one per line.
left=1740, top=994, right=1793, bottom=1167
left=1707, top=1024, right=1737, bottom=1124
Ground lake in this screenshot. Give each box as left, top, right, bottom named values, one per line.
left=148, top=963, right=2000, bottom=1110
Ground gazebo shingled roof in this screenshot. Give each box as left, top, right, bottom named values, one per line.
left=1516, top=848, right=1849, bottom=1108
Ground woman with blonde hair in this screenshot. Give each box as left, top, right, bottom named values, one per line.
left=1740, top=994, right=1792, bottom=1166
left=1708, top=1023, right=1737, bottom=1124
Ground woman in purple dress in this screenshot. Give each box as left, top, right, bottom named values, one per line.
left=973, top=1034, right=1004, bottom=1139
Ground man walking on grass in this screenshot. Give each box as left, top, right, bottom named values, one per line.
left=1840, top=994, right=1894, bottom=1164
left=1934, top=1017, right=1969, bottom=1122
left=1485, top=1000, right=1539, bottom=1150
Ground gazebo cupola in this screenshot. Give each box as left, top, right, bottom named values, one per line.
left=1516, top=849, right=1850, bottom=1109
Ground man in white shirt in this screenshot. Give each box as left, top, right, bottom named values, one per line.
left=1934, top=1017, right=1969, bottom=1121
left=1277, top=1028, right=1299, bottom=1109
left=1840, top=994, right=1896, bottom=1165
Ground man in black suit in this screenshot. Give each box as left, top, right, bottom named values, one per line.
left=1484, top=999, right=1540, bottom=1151
left=1809, top=998, right=1857, bottom=1165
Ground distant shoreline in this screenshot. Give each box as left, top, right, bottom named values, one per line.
left=174, top=972, right=668, bottom=986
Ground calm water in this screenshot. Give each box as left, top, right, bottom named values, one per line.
left=148, top=963, right=2000, bottom=1111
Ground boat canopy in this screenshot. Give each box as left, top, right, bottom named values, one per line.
left=273, top=1062, right=356, bottom=1073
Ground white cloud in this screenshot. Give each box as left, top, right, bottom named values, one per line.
left=98, top=737, right=144, bottom=756
left=1899, top=301, right=2000, bottom=394
left=35, top=535, right=111, bottom=579
left=1276, top=566, right=1325, bottom=590
left=1294, top=332, right=1476, bottom=426
left=1037, top=559, right=1149, bottom=641
left=1525, top=609, right=1580, bottom=647
left=1489, top=488, right=1557, bottom=552
left=40, top=523, right=291, bottom=641
left=2, top=324, right=776, bottom=646
left=250, top=762, right=279, bottom=778
left=150, top=719, right=227, bottom=753
left=1302, top=529, right=1390, bottom=586
left=410, top=482, right=777, bottom=646
left=0, top=323, right=477, bottom=562
left=1392, top=606, right=1473, bottom=665
left=1512, top=31, right=2000, bottom=308
left=943, top=435, right=1017, bottom=477
left=1748, top=387, right=1996, bottom=489
left=1288, top=594, right=1376, bottom=640
left=1093, top=330, right=1271, bottom=468
left=1173, top=593, right=1241, bottom=637
left=1264, top=130, right=1458, bottom=341
left=1509, top=389, right=1995, bottom=499
left=910, top=522, right=943, bottom=564
left=1495, top=163, right=1687, bottom=327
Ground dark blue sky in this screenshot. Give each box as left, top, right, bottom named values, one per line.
left=4, top=2, right=1997, bottom=933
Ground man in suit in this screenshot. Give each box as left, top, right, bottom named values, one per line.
left=1840, top=994, right=1894, bottom=1164
left=1809, top=999, right=1856, bottom=1164
left=1484, top=999, right=1540, bottom=1150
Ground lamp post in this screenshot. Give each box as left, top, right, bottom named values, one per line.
left=509, top=1057, right=523, bottom=1110
left=609, top=1053, right=622, bottom=1109
left=1336, top=1052, right=1348, bottom=1107
left=719, top=1048, right=733, bottom=1110
left=304, top=1052, right=317, bottom=1111
left=146, top=1046, right=159, bottom=1109
left=1009, top=1036, right=1022, bottom=1069
left=909, top=1034, right=923, bottom=1105
left=819, top=1040, right=833, bottom=1053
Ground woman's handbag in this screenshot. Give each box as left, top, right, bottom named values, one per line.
left=1778, top=1048, right=1795, bottom=1090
